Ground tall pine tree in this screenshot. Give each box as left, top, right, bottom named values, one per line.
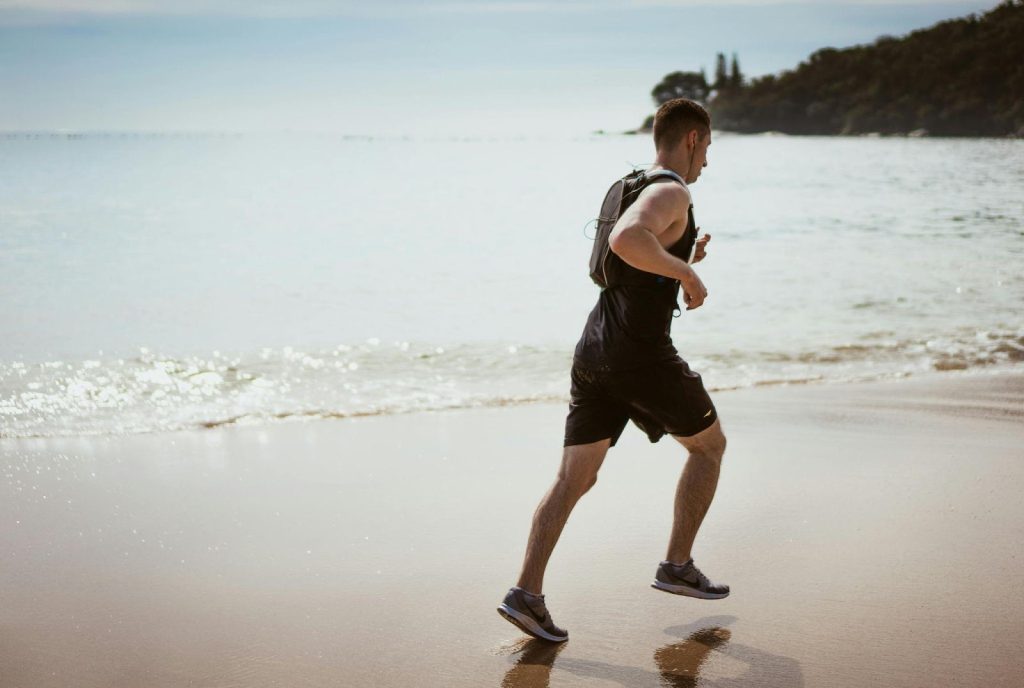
left=729, top=53, right=743, bottom=88
left=713, top=53, right=728, bottom=90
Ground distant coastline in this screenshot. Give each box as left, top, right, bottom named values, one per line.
left=628, top=0, right=1024, bottom=138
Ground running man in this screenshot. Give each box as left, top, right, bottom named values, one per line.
left=498, top=98, right=729, bottom=642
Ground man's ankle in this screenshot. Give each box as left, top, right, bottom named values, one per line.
left=513, top=585, right=543, bottom=598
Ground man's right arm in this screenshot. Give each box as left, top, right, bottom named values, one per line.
left=608, top=183, right=708, bottom=310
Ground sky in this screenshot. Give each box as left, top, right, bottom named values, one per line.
left=0, top=0, right=1003, bottom=135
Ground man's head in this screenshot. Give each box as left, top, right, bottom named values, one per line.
left=653, top=98, right=711, bottom=184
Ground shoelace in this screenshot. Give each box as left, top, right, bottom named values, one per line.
left=674, top=562, right=711, bottom=589
left=693, top=568, right=712, bottom=589
left=522, top=591, right=551, bottom=623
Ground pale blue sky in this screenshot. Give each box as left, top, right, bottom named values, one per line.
left=0, top=1, right=1000, bottom=135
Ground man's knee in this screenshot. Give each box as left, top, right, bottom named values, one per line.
left=674, top=419, right=727, bottom=461
left=711, top=430, right=727, bottom=458
left=554, top=466, right=598, bottom=500
left=557, top=440, right=608, bottom=497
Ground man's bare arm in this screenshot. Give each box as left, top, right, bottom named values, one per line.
left=608, top=183, right=708, bottom=310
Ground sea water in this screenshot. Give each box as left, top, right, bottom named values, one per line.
left=1, top=132, right=1021, bottom=437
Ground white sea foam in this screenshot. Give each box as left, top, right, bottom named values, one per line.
left=1, top=327, right=1020, bottom=438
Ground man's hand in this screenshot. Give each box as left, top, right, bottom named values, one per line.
left=681, top=268, right=708, bottom=310
left=692, top=232, right=711, bottom=263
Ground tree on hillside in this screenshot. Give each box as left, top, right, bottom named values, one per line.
left=730, top=53, right=743, bottom=88
left=695, top=0, right=1024, bottom=136
left=651, top=70, right=710, bottom=104
left=713, top=53, right=728, bottom=90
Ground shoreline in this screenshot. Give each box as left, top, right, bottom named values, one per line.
left=2, top=370, right=1022, bottom=687
left=4, top=364, right=1020, bottom=441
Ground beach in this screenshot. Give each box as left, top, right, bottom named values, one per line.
left=4, top=7, right=1024, bottom=687
left=2, top=369, right=1022, bottom=687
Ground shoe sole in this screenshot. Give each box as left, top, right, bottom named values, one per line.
left=651, top=580, right=730, bottom=600
left=496, top=604, right=568, bottom=643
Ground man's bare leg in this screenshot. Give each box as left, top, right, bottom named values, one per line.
left=515, top=438, right=611, bottom=594
left=666, top=419, right=727, bottom=564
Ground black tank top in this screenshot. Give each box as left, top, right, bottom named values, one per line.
left=573, top=205, right=697, bottom=371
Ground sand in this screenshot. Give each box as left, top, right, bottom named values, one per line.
left=1, top=370, right=1022, bottom=688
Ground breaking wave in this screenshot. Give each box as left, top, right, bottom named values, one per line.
left=2, top=327, right=1021, bottom=438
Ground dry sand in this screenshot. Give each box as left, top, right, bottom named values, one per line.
left=1, top=370, right=1022, bottom=687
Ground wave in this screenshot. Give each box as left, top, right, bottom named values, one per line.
left=1, top=328, right=1020, bottom=439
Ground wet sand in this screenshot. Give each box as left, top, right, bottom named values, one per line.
left=1, top=370, right=1022, bottom=687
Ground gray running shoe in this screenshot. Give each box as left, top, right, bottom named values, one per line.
left=497, top=587, right=568, bottom=642
left=651, top=559, right=730, bottom=600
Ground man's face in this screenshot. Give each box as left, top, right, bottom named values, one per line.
left=686, top=130, right=711, bottom=184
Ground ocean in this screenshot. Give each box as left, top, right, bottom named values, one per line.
left=1, top=132, right=1021, bottom=438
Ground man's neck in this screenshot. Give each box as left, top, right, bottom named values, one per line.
left=652, top=155, right=689, bottom=178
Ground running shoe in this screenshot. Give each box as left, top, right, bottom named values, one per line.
left=651, top=559, right=730, bottom=599
left=497, top=587, right=569, bottom=642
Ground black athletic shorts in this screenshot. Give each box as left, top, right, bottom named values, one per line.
left=563, top=357, right=718, bottom=447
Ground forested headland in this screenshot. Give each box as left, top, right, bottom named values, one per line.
left=639, top=0, right=1024, bottom=137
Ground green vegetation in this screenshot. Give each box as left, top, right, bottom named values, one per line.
left=643, top=1, right=1024, bottom=137
left=641, top=52, right=743, bottom=130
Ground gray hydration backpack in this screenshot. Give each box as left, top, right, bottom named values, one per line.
left=588, top=168, right=693, bottom=289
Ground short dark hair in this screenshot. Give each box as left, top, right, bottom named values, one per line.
left=653, top=98, right=711, bottom=151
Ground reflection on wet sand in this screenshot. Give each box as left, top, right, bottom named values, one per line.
left=500, top=616, right=803, bottom=687
left=500, top=638, right=567, bottom=688
left=657, top=618, right=804, bottom=688
left=655, top=627, right=732, bottom=687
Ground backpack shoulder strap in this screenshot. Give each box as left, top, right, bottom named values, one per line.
left=642, top=169, right=687, bottom=187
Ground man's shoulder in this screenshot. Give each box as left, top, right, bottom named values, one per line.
left=635, top=177, right=692, bottom=211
